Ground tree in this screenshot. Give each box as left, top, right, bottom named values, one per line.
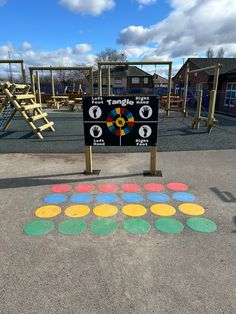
left=96, top=48, right=127, bottom=63
left=206, top=47, right=214, bottom=58
left=217, top=47, right=225, bottom=58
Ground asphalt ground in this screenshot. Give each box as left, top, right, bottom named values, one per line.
left=0, top=109, right=236, bottom=153
left=0, top=150, right=235, bottom=314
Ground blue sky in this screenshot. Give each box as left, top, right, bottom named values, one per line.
left=0, top=0, right=236, bottom=77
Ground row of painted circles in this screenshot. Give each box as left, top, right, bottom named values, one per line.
left=44, top=192, right=197, bottom=204
left=23, top=217, right=217, bottom=237
left=35, top=203, right=206, bottom=218
left=50, top=183, right=189, bottom=193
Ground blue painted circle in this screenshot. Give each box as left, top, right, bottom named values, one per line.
left=96, top=193, right=118, bottom=203
left=122, top=193, right=144, bottom=203
left=172, top=192, right=196, bottom=202
left=147, top=192, right=169, bottom=203
left=44, top=193, right=67, bottom=204
left=70, top=193, right=93, bottom=204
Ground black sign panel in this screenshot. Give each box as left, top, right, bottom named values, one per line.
left=83, top=96, right=158, bottom=146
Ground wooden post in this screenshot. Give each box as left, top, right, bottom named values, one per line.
left=89, top=68, right=93, bottom=96
left=85, top=145, right=93, bottom=174
left=166, top=62, right=172, bottom=116
left=192, top=90, right=202, bottom=129
left=150, top=146, right=157, bottom=175
left=207, top=90, right=217, bottom=133
left=98, top=65, right=102, bottom=96
left=107, top=66, right=111, bottom=96
left=30, top=69, right=36, bottom=102
left=36, top=71, right=42, bottom=106
left=183, top=63, right=189, bottom=116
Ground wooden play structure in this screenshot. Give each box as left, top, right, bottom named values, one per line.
left=183, top=63, right=222, bottom=133
left=0, top=59, right=26, bottom=83
left=0, top=82, right=55, bottom=139
left=29, top=66, right=93, bottom=109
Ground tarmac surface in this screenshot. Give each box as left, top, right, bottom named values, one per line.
left=0, top=109, right=236, bottom=153
left=0, top=150, right=235, bottom=314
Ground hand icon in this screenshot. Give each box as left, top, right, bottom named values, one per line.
left=142, top=106, right=150, bottom=118
left=92, top=126, right=100, bottom=137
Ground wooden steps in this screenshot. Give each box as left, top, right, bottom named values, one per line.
left=21, top=103, right=41, bottom=111
left=28, top=112, right=47, bottom=122
left=37, top=121, right=54, bottom=132
left=13, top=94, right=35, bottom=100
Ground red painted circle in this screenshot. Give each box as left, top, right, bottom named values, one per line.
left=144, top=183, right=165, bottom=192
left=121, top=184, right=141, bottom=192
left=98, top=184, right=118, bottom=192
left=51, top=184, right=72, bottom=193
left=74, top=184, right=96, bottom=193
left=167, top=182, right=189, bottom=191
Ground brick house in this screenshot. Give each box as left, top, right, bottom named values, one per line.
left=172, top=58, right=236, bottom=115
left=93, top=65, right=154, bottom=94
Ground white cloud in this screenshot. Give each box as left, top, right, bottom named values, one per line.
left=59, top=0, right=115, bottom=16
left=136, top=0, right=156, bottom=5
left=75, top=43, right=92, bottom=54
left=117, top=0, right=236, bottom=58
left=0, top=0, right=6, bottom=6
left=21, top=41, right=32, bottom=51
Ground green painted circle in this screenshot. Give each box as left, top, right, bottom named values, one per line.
left=90, top=218, right=117, bottom=235
left=23, top=220, right=54, bottom=236
left=187, top=217, right=217, bottom=233
left=154, top=218, right=184, bottom=234
left=58, top=219, right=87, bottom=235
left=123, top=218, right=151, bottom=234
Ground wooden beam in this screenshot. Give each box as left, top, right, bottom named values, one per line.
left=150, top=146, right=157, bottom=175
left=183, top=63, right=189, bottom=115
left=36, top=71, right=42, bottom=106
left=188, top=65, right=222, bottom=74
left=85, top=146, right=93, bottom=174
left=98, top=64, right=102, bottom=96
left=29, top=66, right=93, bottom=71
left=98, top=61, right=172, bottom=66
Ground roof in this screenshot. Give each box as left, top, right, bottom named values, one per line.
left=153, top=73, right=168, bottom=84
left=126, top=66, right=151, bottom=77
left=93, top=65, right=152, bottom=77
left=173, top=58, right=236, bottom=79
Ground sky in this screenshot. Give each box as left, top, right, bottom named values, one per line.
left=0, top=0, right=236, bottom=78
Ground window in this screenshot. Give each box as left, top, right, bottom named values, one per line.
left=144, top=77, right=148, bottom=84
left=225, top=83, right=236, bottom=107
left=132, top=77, right=140, bottom=84
left=114, top=77, right=122, bottom=84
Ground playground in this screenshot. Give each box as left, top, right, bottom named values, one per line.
left=0, top=59, right=235, bottom=314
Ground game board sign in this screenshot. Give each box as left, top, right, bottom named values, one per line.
left=83, top=96, right=159, bottom=146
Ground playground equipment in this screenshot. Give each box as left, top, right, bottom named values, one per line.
left=183, top=63, right=222, bottom=133
left=0, top=82, right=55, bottom=139
left=29, top=66, right=93, bottom=109
left=0, top=59, right=26, bottom=83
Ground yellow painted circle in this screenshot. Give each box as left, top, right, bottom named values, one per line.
left=116, top=117, right=125, bottom=127
left=178, top=203, right=205, bottom=216
left=122, top=204, right=147, bottom=217
left=65, top=205, right=90, bottom=218
left=93, top=204, right=118, bottom=217
left=150, top=204, right=176, bottom=216
left=35, top=205, right=61, bottom=218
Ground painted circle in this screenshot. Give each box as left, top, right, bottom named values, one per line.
left=139, top=105, right=153, bottom=119
left=154, top=218, right=184, bottom=234
left=187, top=217, right=217, bottom=233
left=58, top=219, right=87, bottom=235
left=147, top=192, right=169, bottom=203
left=173, top=192, right=196, bottom=202
left=74, top=184, right=96, bottom=193
left=144, top=183, right=165, bottom=192
left=96, top=193, right=118, bottom=203
left=90, top=125, right=102, bottom=138
left=93, top=204, right=118, bottom=217
left=150, top=204, right=176, bottom=216
left=167, top=182, right=189, bottom=191
left=51, top=184, right=72, bottom=193
left=44, top=193, right=67, bottom=204
left=139, top=125, right=152, bottom=138
left=122, top=193, right=144, bottom=203
left=89, top=106, right=102, bottom=119
left=23, top=220, right=54, bottom=236
left=35, top=205, right=61, bottom=218
left=178, top=203, right=205, bottom=216
left=98, top=184, right=118, bottom=192
left=65, top=205, right=90, bottom=218
left=123, top=218, right=151, bottom=234
left=122, top=204, right=147, bottom=217
left=70, top=193, right=93, bottom=204
left=116, top=117, right=125, bottom=127
left=90, top=218, right=117, bottom=235
left=121, top=184, right=141, bottom=192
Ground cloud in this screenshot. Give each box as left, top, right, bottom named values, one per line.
left=0, top=0, right=6, bottom=6
left=75, top=43, right=92, bottom=54
left=59, top=0, right=115, bottom=16
left=136, top=0, right=156, bottom=5
left=21, top=41, right=32, bottom=51
left=117, top=0, right=236, bottom=58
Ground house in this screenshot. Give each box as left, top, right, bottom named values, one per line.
left=172, top=58, right=236, bottom=115
left=93, top=65, right=154, bottom=94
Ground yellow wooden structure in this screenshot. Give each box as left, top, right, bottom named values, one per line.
left=0, top=82, right=55, bottom=139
